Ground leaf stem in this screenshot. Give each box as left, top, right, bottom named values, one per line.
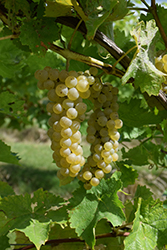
left=140, top=0, right=150, bottom=9
left=128, top=7, right=149, bottom=12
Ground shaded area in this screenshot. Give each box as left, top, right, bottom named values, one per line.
left=0, top=163, right=78, bottom=197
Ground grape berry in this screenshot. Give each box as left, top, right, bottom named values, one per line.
left=35, top=67, right=123, bottom=188
left=155, top=54, right=167, bottom=94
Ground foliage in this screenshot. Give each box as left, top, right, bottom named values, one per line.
left=0, top=0, right=167, bottom=249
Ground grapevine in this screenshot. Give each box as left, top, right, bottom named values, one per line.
left=35, top=66, right=123, bottom=188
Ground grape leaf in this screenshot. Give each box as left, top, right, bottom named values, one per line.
left=107, top=0, right=129, bottom=21
left=0, top=36, right=25, bottom=78
left=122, top=141, right=162, bottom=166
left=19, top=219, right=50, bottom=250
left=20, top=18, right=59, bottom=54
left=125, top=186, right=167, bottom=249
left=0, top=140, right=20, bottom=165
left=68, top=177, right=125, bottom=248
left=134, top=185, right=153, bottom=201
left=140, top=5, right=167, bottom=44
left=124, top=198, right=158, bottom=250
left=0, top=91, right=25, bottom=119
left=0, top=235, right=10, bottom=250
left=0, top=181, right=15, bottom=198
left=72, top=0, right=117, bottom=40
left=45, top=0, right=73, bottom=17
left=5, top=0, right=30, bottom=29
left=0, top=189, right=66, bottom=250
left=5, top=0, right=30, bottom=17
left=122, top=20, right=165, bottom=96
left=119, top=98, right=167, bottom=127
left=117, top=163, right=138, bottom=187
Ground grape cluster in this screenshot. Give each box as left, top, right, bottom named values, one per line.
left=155, top=54, right=167, bottom=94
left=35, top=66, right=123, bottom=188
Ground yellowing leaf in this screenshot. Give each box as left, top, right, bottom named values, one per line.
left=45, top=0, right=73, bottom=17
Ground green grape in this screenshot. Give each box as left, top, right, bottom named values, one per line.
left=44, top=79, right=55, bottom=90
left=60, top=138, right=72, bottom=148
left=76, top=79, right=89, bottom=92
left=111, top=102, right=119, bottom=112
left=104, top=155, right=113, bottom=164
left=110, top=131, right=120, bottom=141
left=47, top=89, right=59, bottom=102
left=46, top=102, right=54, bottom=113
left=95, top=169, right=104, bottom=179
left=70, top=142, right=79, bottom=152
left=55, top=84, right=68, bottom=97
left=87, top=126, right=96, bottom=135
left=67, top=87, right=79, bottom=100
left=110, top=112, right=119, bottom=120
left=114, top=119, right=123, bottom=129
left=84, top=182, right=92, bottom=190
left=103, top=164, right=112, bottom=173
left=53, top=121, right=62, bottom=132
left=97, top=160, right=106, bottom=169
left=61, top=127, right=73, bottom=138
left=47, top=127, right=54, bottom=138
left=87, top=75, right=95, bottom=84
left=66, top=153, right=77, bottom=164
left=90, top=177, right=100, bottom=186
left=52, top=131, right=61, bottom=142
left=53, top=103, right=63, bottom=114
left=94, top=144, right=103, bottom=154
left=93, top=153, right=102, bottom=162
left=70, top=120, right=80, bottom=132
left=66, top=107, right=78, bottom=119
left=59, top=69, right=69, bottom=82
left=78, top=89, right=91, bottom=99
left=60, top=116, right=72, bottom=128
left=70, top=131, right=81, bottom=143
left=51, top=141, right=60, bottom=151
left=86, top=135, right=96, bottom=144
left=83, top=171, right=92, bottom=180
left=89, top=67, right=98, bottom=76
left=60, top=167, right=69, bottom=177
left=69, top=70, right=78, bottom=78
left=104, top=141, right=113, bottom=150
left=98, top=93, right=107, bottom=103
left=70, top=164, right=81, bottom=173
left=106, top=119, right=115, bottom=129
left=73, top=145, right=83, bottom=155
left=112, top=152, right=119, bottom=161
left=97, top=116, right=108, bottom=127
left=155, top=61, right=164, bottom=71
left=48, top=68, right=59, bottom=80
left=35, top=69, right=48, bottom=82
left=60, top=158, right=70, bottom=168
left=65, top=75, right=77, bottom=88
left=37, top=81, right=45, bottom=90
left=75, top=102, right=87, bottom=114
left=62, top=99, right=74, bottom=110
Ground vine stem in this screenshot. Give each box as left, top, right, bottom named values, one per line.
left=46, top=43, right=125, bottom=78
left=0, top=34, right=18, bottom=40
left=150, top=0, right=167, bottom=48
left=14, top=232, right=130, bottom=250
left=141, top=0, right=167, bottom=48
